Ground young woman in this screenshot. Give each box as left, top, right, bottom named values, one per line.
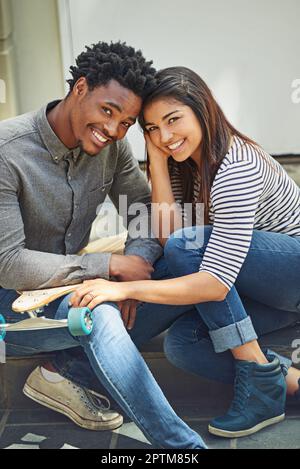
left=70, top=67, right=300, bottom=438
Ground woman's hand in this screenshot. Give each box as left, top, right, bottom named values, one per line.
left=70, top=280, right=140, bottom=330
left=69, top=279, right=130, bottom=311
left=144, top=132, right=170, bottom=167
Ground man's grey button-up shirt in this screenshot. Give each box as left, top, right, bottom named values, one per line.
left=0, top=101, right=162, bottom=290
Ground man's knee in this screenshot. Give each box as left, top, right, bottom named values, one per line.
left=89, top=302, right=125, bottom=338
left=164, top=313, right=209, bottom=365
left=164, top=318, right=193, bottom=367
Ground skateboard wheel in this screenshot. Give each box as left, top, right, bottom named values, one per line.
left=0, top=314, right=6, bottom=341
left=67, top=308, right=94, bottom=336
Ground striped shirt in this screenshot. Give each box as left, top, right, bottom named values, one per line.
left=170, top=135, right=300, bottom=290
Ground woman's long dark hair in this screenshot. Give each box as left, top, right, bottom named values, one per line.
left=139, top=67, right=257, bottom=223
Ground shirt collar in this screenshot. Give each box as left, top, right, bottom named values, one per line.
left=35, top=100, right=82, bottom=163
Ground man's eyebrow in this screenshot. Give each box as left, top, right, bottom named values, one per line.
left=104, top=101, right=136, bottom=123
left=145, top=110, right=180, bottom=126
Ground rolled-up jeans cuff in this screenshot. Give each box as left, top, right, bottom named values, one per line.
left=209, top=316, right=258, bottom=353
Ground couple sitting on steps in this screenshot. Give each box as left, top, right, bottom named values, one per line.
left=0, top=41, right=300, bottom=449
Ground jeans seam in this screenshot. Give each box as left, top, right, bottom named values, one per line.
left=5, top=342, right=41, bottom=354
left=237, top=319, right=245, bottom=342
left=248, top=247, right=300, bottom=254
left=224, top=295, right=237, bottom=327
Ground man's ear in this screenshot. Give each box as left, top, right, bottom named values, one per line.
left=72, top=77, right=89, bottom=99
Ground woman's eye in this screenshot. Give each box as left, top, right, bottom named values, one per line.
left=146, top=126, right=157, bottom=132
left=169, top=117, right=178, bottom=124
left=122, top=122, right=131, bottom=129
left=102, top=107, right=112, bottom=116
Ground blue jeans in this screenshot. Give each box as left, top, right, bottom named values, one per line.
left=0, top=257, right=206, bottom=449
left=163, top=226, right=300, bottom=382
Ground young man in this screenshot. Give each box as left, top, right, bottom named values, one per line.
left=0, top=41, right=206, bottom=449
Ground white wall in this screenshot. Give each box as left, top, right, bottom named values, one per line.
left=58, top=0, right=300, bottom=157
left=0, top=0, right=18, bottom=119
left=11, top=0, right=65, bottom=115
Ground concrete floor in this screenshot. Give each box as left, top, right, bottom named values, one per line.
left=0, top=402, right=299, bottom=449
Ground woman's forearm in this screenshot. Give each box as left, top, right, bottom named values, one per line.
left=122, top=271, right=228, bottom=305
left=150, top=162, right=183, bottom=245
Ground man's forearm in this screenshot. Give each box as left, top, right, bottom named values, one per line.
left=0, top=248, right=111, bottom=290
left=124, top=235, right=163, bottom=266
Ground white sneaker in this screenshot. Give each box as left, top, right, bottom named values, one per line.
left=23, top=366, right=123, bottom=431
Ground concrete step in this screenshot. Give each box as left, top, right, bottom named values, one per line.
left=1, top=322, right=299, bottom=411
left=0, top=353, right=234, bottom=414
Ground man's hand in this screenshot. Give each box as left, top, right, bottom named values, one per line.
left=109, top=255, right=153, bottom=329
left=118, top=299, right=139, bottom=330
left=109, top=254, right=154, bottom=282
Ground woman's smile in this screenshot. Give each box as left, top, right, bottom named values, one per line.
left=167, top=138, right=186, bottom=153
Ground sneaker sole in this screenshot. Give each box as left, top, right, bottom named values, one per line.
left=208, top=413, right=285, bottom=438
left=23, top=383, right=123, bottom=431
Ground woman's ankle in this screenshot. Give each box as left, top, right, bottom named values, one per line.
left=231, top=340, right=268, bottom=365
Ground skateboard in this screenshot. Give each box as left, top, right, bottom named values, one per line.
left=0, top=284, right=93, bottom=341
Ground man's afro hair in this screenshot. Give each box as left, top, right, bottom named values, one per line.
left=67, top=41, right=157, bottom=98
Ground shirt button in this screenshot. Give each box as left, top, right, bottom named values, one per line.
left=68, top=176, right=72, bottom=181
left=67, top=233, right=72, bottom=237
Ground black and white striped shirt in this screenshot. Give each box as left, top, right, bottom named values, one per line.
left=170, top=136, right=300, bottom=290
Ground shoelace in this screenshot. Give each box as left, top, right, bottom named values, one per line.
left=85, top=388, right=111, bottom=411
left=229, top=366, right=250, bottom=413
left=69, top=382, right=111, bottom=416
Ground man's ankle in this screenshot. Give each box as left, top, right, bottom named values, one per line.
left=40, top=366, right=65, bottom=383
left=42, top=361, right=58, bottom=373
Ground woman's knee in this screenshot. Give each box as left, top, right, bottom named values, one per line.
left=164, top=225, right=212, bottom=271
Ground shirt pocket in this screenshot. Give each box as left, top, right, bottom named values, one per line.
left=86, top=178, right=113, bottom=224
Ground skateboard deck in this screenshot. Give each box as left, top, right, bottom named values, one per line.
left=12, top=284, right=83, bottom=313
left=0, top=283, right=93, bottom=341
